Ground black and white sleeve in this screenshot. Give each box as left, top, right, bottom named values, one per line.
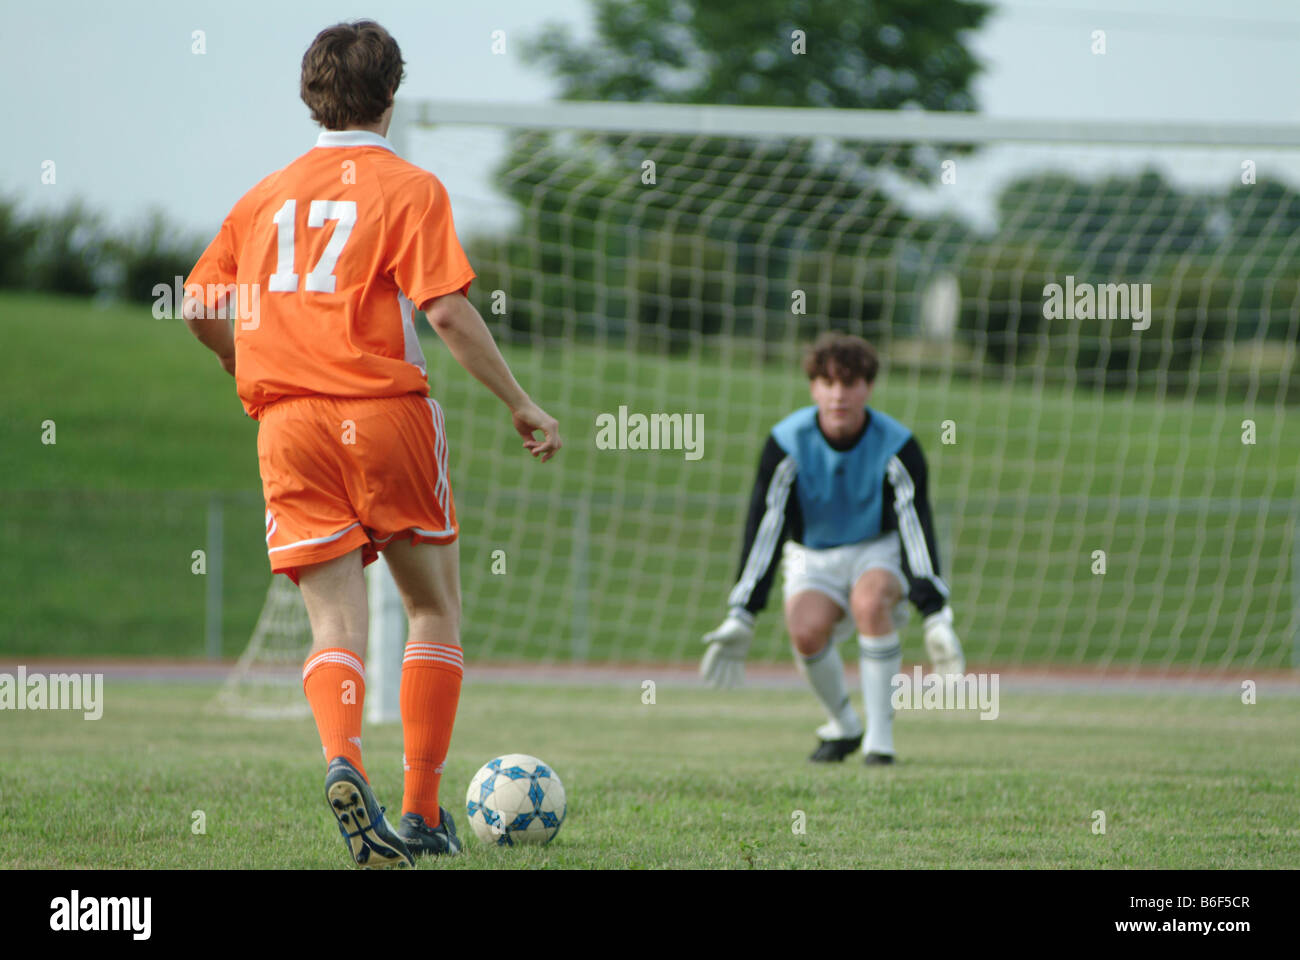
left=725, top=435, right=802, bottom=622
left=882, top=436, right=951, bottom=618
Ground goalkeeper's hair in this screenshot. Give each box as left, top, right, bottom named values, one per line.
left=802, top=332, right=880, bottom=385
left=300, top=20, right=406, bottom=130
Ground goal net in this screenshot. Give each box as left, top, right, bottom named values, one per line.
left=224, top=100, right=1300, bottom=700
left=211, top=574, right=310, bottom=719
left=211, top=555, right=406, bottom=720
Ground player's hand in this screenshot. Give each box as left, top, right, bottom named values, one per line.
left=218, top=351, right=236, bottom=377
left=511, top=400, right=561, bottom=462
left=923, top=606, right=965, bottom=677
left=700, top=612, right=754, bottom=689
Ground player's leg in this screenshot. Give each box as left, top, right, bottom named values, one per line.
left=850, top=567, right=905, bottom=764
left=299, top=548, right=369, bottom=656
left=343, top=395, right=464, bottom=855
left=381, top=536, right=463, bottom=854
left=260, top=398, right=412, bottom=867
left=785, top=586, right=864, bottom=762
left=384, top=534, right=461, bottom=645
left=262, top=402, right=374, bottom=784
left=297, top=548, right=370, bottom=775
left=782, top=542, right=864, bottom=760
left=295, top=549, right=413, bottom=868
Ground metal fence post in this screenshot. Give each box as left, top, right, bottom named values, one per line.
left=205, top=494, right=224, bottom=660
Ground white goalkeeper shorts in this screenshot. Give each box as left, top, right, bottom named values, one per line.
left=781, top=534, right=910, bottom=640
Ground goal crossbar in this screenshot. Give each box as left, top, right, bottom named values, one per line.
left=396, top=98, right=1300, bottom=147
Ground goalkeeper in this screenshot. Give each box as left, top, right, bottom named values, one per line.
left=700, top=333, right=963, bottom=764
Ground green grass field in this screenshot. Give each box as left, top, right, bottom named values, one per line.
left=1, top=290, right=1296, bottom=668
left=1, top=680, right=1297, bottom=869
left=2, top=290, right=1298, bottom=871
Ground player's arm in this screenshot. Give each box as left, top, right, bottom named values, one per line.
left=182, top=215, right=240, bottom=376
left=883, top=436, right=964, bottom=674
left=422, top=291, right=561, bottom=462
left=700, top=435, right=800, bottom=687
left=727, top=435, right=801, bottom=621
left=181, top=295, right=236, bottom=376
left=883, top=436, right=948, bottom=615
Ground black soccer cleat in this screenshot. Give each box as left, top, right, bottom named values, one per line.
left=397, top=809, right=462, bottom=858
left=809, top=734, right=864, bottom=763
left=324, top=756, right=415, bottom=869
left=863, top=752, right=896, bottom=766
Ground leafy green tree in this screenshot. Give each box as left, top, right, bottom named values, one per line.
left=0, top=196, right=37, bottom=290
left=527, top=0, right=989, bottom=112
left=26, top=200, right=106, bottom=298
left=992, top=169, right=1212, bottom=275
left=108, top=211, right=206, bottom=304
left=959, top=169, right=1300, bottom=396
left=480, top=0, right=991, bottom=347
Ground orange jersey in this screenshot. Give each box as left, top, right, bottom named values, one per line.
left=186, top=130, right=475, bottom=420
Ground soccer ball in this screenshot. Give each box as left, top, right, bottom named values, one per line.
left=465, top=753, right=566, bottom=846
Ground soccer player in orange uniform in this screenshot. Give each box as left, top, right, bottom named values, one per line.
left=182, top=21, right=560, bottom=868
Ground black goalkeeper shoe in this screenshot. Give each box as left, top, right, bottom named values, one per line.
left=809, top=734, right=864, bottom=763
left=863, top=752, right=896, bottom=766
left=397, top=809, right=462, bottom=858
left=324, top=757, right=414, bottom=869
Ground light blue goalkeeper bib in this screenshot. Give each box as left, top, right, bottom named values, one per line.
left=770, top=405, right=912, bottom=549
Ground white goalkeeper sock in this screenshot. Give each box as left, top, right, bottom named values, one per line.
left=859, top=632, right=902, bottom=756
left=799, top=642, right=862, bottom=737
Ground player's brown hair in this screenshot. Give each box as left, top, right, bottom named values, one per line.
left=300, top=21, right=406, bottom=130
left=802, top=332, right=880, bottom=384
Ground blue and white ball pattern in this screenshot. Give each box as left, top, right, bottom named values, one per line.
left=465, top=754, right=566, bottom=846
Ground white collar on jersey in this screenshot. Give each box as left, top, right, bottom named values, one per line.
left=314, top=130, right=395, bottom=152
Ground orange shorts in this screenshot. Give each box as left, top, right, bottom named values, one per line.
left=257, top=393, right=457, bottom=585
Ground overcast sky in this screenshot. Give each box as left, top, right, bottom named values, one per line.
left=4, top=0, right=1299, bottom=238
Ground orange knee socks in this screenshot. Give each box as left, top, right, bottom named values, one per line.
left=303, top=648, right=368, bottom=781
left=400, top=642, right=464, bottom=826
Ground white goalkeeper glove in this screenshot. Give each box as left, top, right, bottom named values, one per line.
left=700, top=610, right=755, bottom=689
left=923, top=606, right=965, bottom=677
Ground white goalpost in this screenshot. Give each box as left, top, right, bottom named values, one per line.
left=216, top=99, right=1300, bottom=717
